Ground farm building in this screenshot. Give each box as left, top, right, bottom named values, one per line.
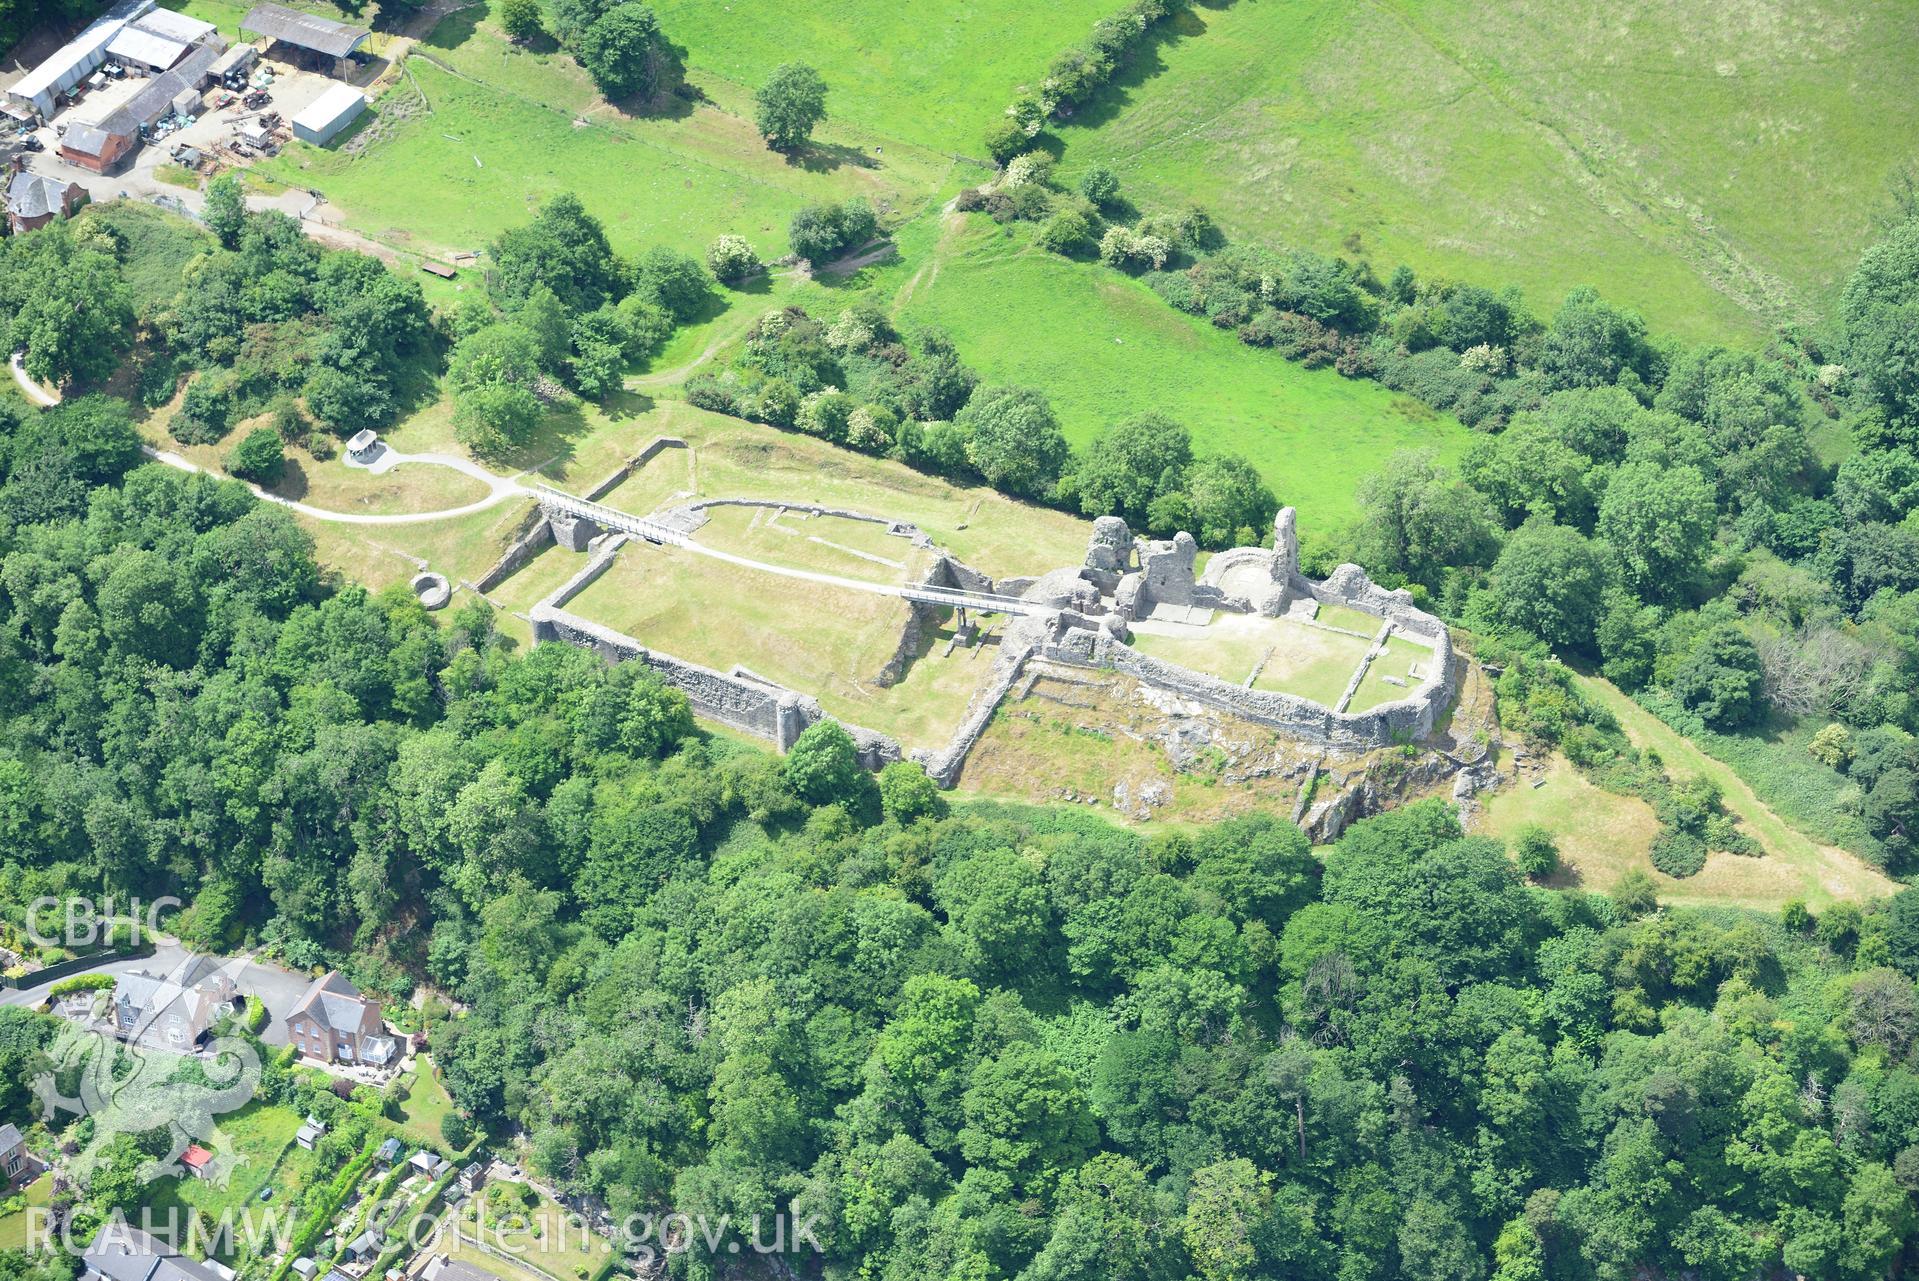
left=104, top=8, right=220, bottom=75
left=291, top=83, right=366, bottom=146
left=208, top=44, right=260, bottom=88
left=5, top=0, right=156, bottom=119
left=241, top=4, right=369, bottom=74
left=58, top=110, right=138, bottom=172
left=118, top=47, right=220, bottom=132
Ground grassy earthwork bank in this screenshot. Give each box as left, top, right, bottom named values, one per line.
left=1480, top=678, right=1901, bottom=910
left=1053, top=0, right=1919, bottom=344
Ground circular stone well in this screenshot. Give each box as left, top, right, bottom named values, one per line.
left=410, top=571, right=452, bottom=610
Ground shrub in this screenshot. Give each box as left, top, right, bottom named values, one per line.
left=1003, top=152, right=1054, bottom=189
left=1099, top=226, right=1170, bottom=272
left=499, top=0, right=543, bottom=41
left=1649, top=829, right=1707, bottom=878
left=1611, top=869, right=1659, bottom=917
left=983, top=119, right=1028, bottom=166
left=172, top=376, right=233, bottom=445
left=225, top=426, right=286, bottom=484
left=49, top=974, right=116, bottom=998
left=705, top=235, right=763, bottom=285
left=633, top=247, right=711, bottom=322
left=441, top=1110, right=474, bottom=1150
left=789, top=198, right=877, bottom=265
left=1510, top=825, right=1559, bottom=881
left=1037, top=206, right=1100, bottom=258
left=1079, top=164, right=1120, bottom=209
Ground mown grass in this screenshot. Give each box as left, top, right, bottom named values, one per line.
left=1346, top=632, right=1435, bottom=713
left=580, top=401, right=1093, bottom=579
left=568, top=541, right=994, bottom=749
left=888, top=219, right=1473, bottom=527
left=653, top=0, right=1117, bottom=158
left=1054, top=0, right=1919, bottom=344
left=140, top=1101, right=304, bottom=1240
left=0, top=1174, right=50, bottom=1251
left=395, top=1054, right=458, bottom=1150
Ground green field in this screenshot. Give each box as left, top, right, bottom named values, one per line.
left=256, top=5, right=953, bottom=264
left=1055, top=0, right=1919, bottom=344
left=654, top=0, right=1116, bottom=158
left=889, top=218, right=1473, bottom=526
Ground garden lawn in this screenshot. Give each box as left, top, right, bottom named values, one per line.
left=653, top=0, right=1118, bottom=158
left=140, top=1102, right=303, bottom=1232
left=892, top=222, right=1472, bottom=528
left=0, top=1174, right=51, bottom=1250
left=1055, top=0, right=1919, bottom=344
left=395, top=1055, right=459, bottom=1150
left=442, top=1183, right=614, bottom=1281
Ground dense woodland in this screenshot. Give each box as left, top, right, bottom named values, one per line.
left=0, top=386, right=1911, bottom=1277
left=1, top=6, right=1918, bottom=1274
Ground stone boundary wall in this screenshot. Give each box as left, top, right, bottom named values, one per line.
left=1307, top=563, right=1450, bottom=645
left=586, top=436, right=688, bottom=502
left=916, top=618, right=1050, bottom=786
left=473, top=504, right=553, bottom=592
left=529, top=534, right=906, bottom=765
left=471, top=438, right=687, bottom=593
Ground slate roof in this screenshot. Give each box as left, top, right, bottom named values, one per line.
left=61, top=110, right=136, bottom=157
left=290, top=971, right=374, bottom=1033
left=0, top=1123, right=22, bottom=1150
left=7, top=171, right=76, bottom=220
left=84, top=1222, right=227, bottom=1281
left=241, top=4, right=368, bottom=58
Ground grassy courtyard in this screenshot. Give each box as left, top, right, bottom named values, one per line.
left=1345, top=633, right=1437, bottom=714
left=1128, top=613, right=1375, bottom=709
left=1053, top=0, right=1919, bottom=344
left=563, top=540, right=996, bottom=750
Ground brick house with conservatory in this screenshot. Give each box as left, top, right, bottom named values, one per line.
left=285, top=971, right=397, bottom=1068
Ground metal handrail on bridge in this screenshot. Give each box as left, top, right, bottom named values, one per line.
left=531, top=484, right=688, bottom=545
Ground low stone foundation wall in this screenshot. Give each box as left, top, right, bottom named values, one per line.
left=1043, top=614, right=1454, bottom=751
left=665, top=497, right=935, bottom=550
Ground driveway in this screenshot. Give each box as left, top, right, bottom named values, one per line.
left=1, top=940, right=315, bottom=1048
